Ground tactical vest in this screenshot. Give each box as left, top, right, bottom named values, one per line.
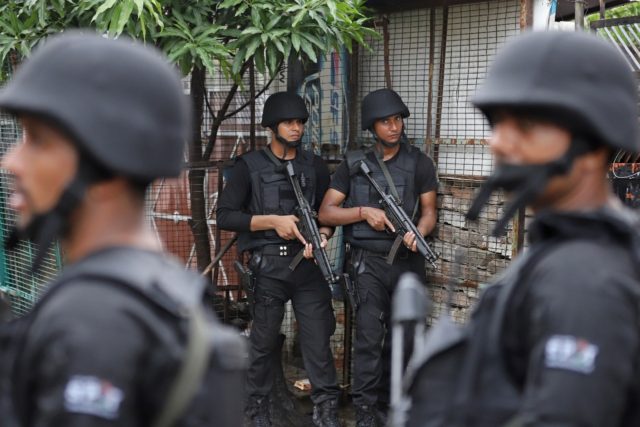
left=238, top=148, right=317, bottom=252
left=404, top=242, right=553, bottom=427
left=343, top=143, right=420, bottom=253
left=8, top=247, right=246, bottom=427
left=406, top=207, right=640, bottom=427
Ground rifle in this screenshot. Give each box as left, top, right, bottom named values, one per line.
left=341, top=272, right=359, bottom=311
left=284, top=161, right=340, bottom=285
left=234, top=260, right=255, bottom=311
left=357, top=160, right=439, bottom=268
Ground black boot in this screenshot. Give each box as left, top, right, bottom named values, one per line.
left=312, top=399, right=342, bottom=427
left=355, top=404, right=378, bottom=427
left=247, top=396, right=271, bottom=427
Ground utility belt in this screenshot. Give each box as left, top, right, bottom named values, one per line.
left=350, top=243, right=413, bottom=261
left=259, top=243, right=304, bottom=257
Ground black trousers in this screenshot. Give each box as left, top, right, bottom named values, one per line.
left=246, top=247, right=340, bottom=404
left=350, top=248, right=427, bottom=407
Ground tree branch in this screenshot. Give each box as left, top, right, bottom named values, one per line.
left=222, top=64, right=281, bottom=121
left=202, top=60, right=251, bottom=161
left=203, top=81, right=217, bottom=120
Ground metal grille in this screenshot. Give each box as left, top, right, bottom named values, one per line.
left=0, top=112, right=62, bottom=316
left=0, top=0, right=531, bottom=403
left=591, top=16, right=640, bottom=71
left=357, top=0, right=523, bottom=323
left=592, top=16, right=640, bottom=209
left=142, top=65, right=354, bottom=386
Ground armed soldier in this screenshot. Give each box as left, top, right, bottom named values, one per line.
left=407, top=31, right=640, bottom=427
left=318, top=89, right=438, bottom=427
left=0, top=32, right=246, bottom=426
left=216, top=92, right=342, bottom=427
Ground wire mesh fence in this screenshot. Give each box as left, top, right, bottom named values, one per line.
left=0, top=0, right=539, bottom=404
left=591, top=16, right=640, bottom=209
left=0, top=111, right=62, bottom=317
left=357, top=0, right=522, bottom=325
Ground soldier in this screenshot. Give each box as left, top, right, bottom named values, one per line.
left=216, top=91, right=342, bottom=427
left=318, top=89, right=438, bottom=427
left=407, top=31, right=640, bottom=427
left=0, top=32, right=246, bottom=426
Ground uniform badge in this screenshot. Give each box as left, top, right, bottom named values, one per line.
left=64, top=375, right=124, bottom=419
left=544, top=335, right=599, bottom=374
left=300, top=172, right=307, bottom=189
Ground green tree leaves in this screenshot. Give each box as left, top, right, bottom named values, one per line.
left=0, top=0, right=377, bottom=83
left=223, top=0, right=378, bottom=76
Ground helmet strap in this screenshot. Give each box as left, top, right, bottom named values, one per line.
left=466, top=137, right=596, bottom=236
left=5, top=156, right=109, bottom=272
left=271, top=125, right=303, bottom=160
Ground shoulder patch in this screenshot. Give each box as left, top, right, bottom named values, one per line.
left=544, top=335, right=599, bottom=374
left=64, top=375, right=124, bottom=420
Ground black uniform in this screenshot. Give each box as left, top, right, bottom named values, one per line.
left=408, top=203, right=640, bottom=426
left=217, top=147, right=340, bottom=404
left=330, top=143, right=437, bottom=407
left=2, top=247, right=245, bottom=427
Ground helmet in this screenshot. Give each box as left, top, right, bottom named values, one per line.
left=473, top=31, right=638, bottom=153
left=261, top=92, right=309, bottom=128
left=361, top=88, right=410, bottom=131
left=0, top=30, right=191, bottom=181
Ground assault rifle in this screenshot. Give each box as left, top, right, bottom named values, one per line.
left=234, top=260, right=255, bottom=310
left=284, top=161, right=340, bottom=285
left=358, top=160, right=438, bottom=268
left=341, top=272, right=359, bottom=312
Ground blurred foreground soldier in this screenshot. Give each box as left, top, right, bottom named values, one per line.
left=407, top=31, right=640, bottom=427
left=0, top=32, right=246, bottom=426
left=319, top=89, right=437, bottom=427
left=216, top=92, right=342, bottom=427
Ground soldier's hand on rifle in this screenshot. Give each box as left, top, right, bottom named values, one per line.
left=362, top=206, right=395, bottom=232
left=273, top=215, right=307, bottom=244
left=303, top=234, right=328, bottom=259
left=403, top=231, right=419, bottom=253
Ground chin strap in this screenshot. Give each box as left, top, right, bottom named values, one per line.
left=271, top=125, right=303, bottom=161
left=466, top=138, right=595, bottom=237
left=5, top=160, right=109, bottom=273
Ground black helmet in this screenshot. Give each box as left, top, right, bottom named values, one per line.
left=261, top=92, right=309, bottom=128
left=0, top=30, right=191, bottom=181
left=361, top=88, right=410, bottom=131
left=0, top=31, right=191, bottom=272
left=473, top=31, right=638, bottom=153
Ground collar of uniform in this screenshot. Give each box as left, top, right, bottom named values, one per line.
left=528, top=200, right=640, bottom=247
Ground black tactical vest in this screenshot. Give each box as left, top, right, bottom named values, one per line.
left=405, top=243, right=552, bottom=427
left=6, top=248, right=246, bottom=427
left=238, top=148, right=317, bottom=252
left=343, top=143, right=420, bottom=253
left=406, top=208, right=640, bottom=426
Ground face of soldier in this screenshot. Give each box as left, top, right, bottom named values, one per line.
left=489, top=112, right=578, bottom=209
left=373, top=114, right=404, bottom=145
left=1, top=115, right=78, bottom=229
left=276, top=119, right=305, bottom=143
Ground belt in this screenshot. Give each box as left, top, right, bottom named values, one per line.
left=360, top=246, right=411, bottom=260
left=260, top=243, right=304, bottom=257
